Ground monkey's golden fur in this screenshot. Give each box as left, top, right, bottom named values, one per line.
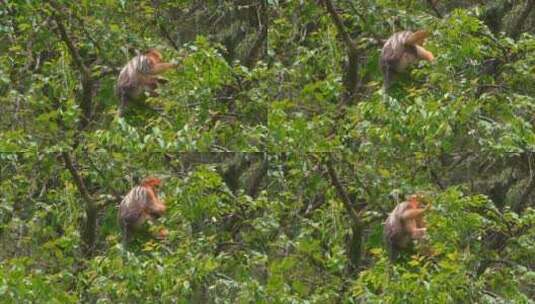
left=116, top=49, right=176, bottom=116
left=118, top=177, right=168, bottom=244
left=384, top=194, right=429, bottom=260
left=380, top=31, right=434, bottom=89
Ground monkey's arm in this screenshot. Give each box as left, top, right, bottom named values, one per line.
left=405, top=30, right=429, bottom=46
left=415, top=45, right=434, bottom=62
left=145, top=189, right=166, bottom=215
left=402, top=206, right=429, bottom=239
left=405, top=219, right=427, bottom=239
left=400, top=208, right=426, bottom=221
left=149, top=62, right=178, bottom=75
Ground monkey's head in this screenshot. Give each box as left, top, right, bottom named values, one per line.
left=141, top=176, right=161, bottom=188
left=406, top=193, right=423, bottom=208
left=405, top=31, right=434, bottom=62
left=407, top=192, right=431, bottom=208
left=145, top=48, right=163, bottom=65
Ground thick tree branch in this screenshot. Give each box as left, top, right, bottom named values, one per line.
left=320, top=0, right=357, bottom=51
left=49, top=4, right=95, bottom=130
left=246, top=157, right=268, bottom=198
left=51, top=11, right=89, bottom=76
left=61, top=152, right=97, bottom=255
left=245, top=0, right=268, bottom=68
left=324, top=157, right=363, bottom=271
left=95, top=66, right=120, bottom=79
left=429, top=168, right=446, bottom=190
left=325, top=159, right=360, bottom=225
left=426, top=0, right=442, bottom=18
left=61, top=152, right=91, bottom=202
left=481, top=1, right=514, bottom=35
left=319, top=0, right=360, bottom=102
left=154, top=10, right=181, bottom=52
left=509, top=0, right=535, bottom=40
left=514, top=175, right=535, bottom=213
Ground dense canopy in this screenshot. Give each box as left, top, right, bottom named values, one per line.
left=1, top=0, right=534, bottom=302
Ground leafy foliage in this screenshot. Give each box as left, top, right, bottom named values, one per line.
left=1, top=0, right=535, bottom=303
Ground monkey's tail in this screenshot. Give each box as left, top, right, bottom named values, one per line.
left=117, top=210, right=129, bottom=247
left=116, top=87, right=129, bottom=117
left=380, top=63, right=393, bottom=104
left=383, top=227, right=398, bottom=261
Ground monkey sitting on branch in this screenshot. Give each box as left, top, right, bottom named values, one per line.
left=118, top=177, right=169, bottom=245
left=384, top=193, right=430, bottom=261
left=380, top=30, right=434, bottom=90
left=116, top=48, right=178, bottom=116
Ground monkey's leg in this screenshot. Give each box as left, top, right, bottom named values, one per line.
left=144, top=78, right=161, bottom=97
left=117, top=90, right=129, bottom=117
left=411, top=227, right=427, bottom=239
left=121, top=223, right=132, bottom=247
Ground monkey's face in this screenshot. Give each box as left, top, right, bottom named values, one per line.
left=408, top=196, right=423, bottom=209
left=141, top=177, right=161, bottom=188
left=147, top=51, right=162, bottom=65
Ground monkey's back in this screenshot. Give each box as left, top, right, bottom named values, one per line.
left=116, top=55, right=152, bottom=98
left=384, top=201, right=412, bottom=249
left=380, top=31, right=419, bottom=73
left=118, top=186, right=150, bottom=226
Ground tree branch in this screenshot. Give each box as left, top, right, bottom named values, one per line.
left=324, top=157, right=364, bottom=271
left=509, top=0, right=535, bottom=40
left=244, top=0, right=268, bottom=68
left=301, top=193, right=326, bottom=217
left=49, top=4, right=95, bottom=131
left=325, top=158, right=360, bottom=225
left=426, top=0, right=442, bottom=18
left=319, top=0, right=360, bottom=102
left=61, top=152, right=97, bottom=255
left=319, top=0, right=357, bottom=51
left=51, top=9, right=89, bottom=76
left=246, top=156, right=268, bottom=198
left=61, top=152, right=91, bottom=202
left=514, top=175, right=535, bottom=213
left=154, top=11, right=181, bottom=51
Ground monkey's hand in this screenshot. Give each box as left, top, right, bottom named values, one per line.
left=170, top=60, right=180, bottom=68
left=156, top=228, right=169, bottom=239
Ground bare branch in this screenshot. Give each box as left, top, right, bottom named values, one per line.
left=50, top=8, right=89, bottom=76
left=61, top=152, right=92, bottom=203
left=319, top=0, right=357, bottom=52
left=426, top=0, right=442, bottom=18
left=318, top=0, right=360, bottom=101
left=325, top=158, right=361, bottom=225
left=61, top=152, right=97, bottom=255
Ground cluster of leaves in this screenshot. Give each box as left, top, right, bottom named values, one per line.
left=1, top=0, right=535, bottom=303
